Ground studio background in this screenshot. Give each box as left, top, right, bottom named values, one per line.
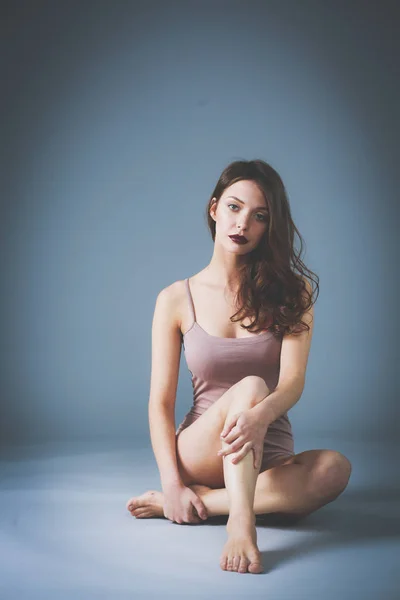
left=1, top=2, right=399, bottom=599
left=1, top=1, right=398, bottom=451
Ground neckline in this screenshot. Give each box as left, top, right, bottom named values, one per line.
left=184, top=277, right=274, bottom=343
left=183, top=321, right=273, bottom=343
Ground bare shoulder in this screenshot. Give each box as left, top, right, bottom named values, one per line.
left=154, top=279, right=187, bottom=331
left=149, top=281, right=187, bottom=408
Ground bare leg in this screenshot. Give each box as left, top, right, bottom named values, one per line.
left=218, top=404, right=263, bottom=574
left=192, top=448, right=351, bottom=520
left=126, top=373, right=352, bottom=574
left=193, top=460, right=321, bottom=517
left=126, top=450, right=351, bottom=520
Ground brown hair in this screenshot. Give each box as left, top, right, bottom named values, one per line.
left=205, top=159, right=319, bottom=336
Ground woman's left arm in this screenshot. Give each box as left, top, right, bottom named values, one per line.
left=256, top=283, right=315, bottom=424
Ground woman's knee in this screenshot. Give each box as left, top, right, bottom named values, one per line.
left=230, top=376, right=270, bottom=411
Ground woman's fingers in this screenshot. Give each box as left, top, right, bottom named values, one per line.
left=220, top=423, right=241, bottom=444
left=219, top=441, right=263, bottom=470
left=228, top=441, right=253, bottom=464
left=193, top=499, right=208, bottom=521
left=218, top=436, right=245, bottom=457
left=187, top=505, right=202, bottom=524
left=220, top=413, right=241, bottom=439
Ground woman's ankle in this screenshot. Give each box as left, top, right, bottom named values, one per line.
left=227, top=509, right=256, bottom=529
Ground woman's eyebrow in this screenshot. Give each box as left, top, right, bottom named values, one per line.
left=226, top=196, right=268, bottom=211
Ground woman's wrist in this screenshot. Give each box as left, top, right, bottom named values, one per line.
left=161, top=475, right=184, bottom=491
left=252, top=400, right=274, bottom=428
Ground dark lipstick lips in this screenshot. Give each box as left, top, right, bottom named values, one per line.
left=229, top=235, right=248, bottom=244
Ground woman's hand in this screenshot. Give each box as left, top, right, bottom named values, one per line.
left=217, top=406, right=270, bottom=470
left=162, top=481, right=208, bottom=524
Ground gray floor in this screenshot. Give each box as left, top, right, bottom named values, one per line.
left=0, top=437, right=398, bottom=600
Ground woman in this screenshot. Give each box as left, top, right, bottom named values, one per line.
left=126, top=159, right=352, bottom=574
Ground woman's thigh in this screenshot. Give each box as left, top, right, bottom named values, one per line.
left=175, top=375, right=270, bottom=489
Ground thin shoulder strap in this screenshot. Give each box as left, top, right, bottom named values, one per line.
left=185, top=278, right=196, bottom=324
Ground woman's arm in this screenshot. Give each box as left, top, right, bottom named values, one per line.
left=255, top=279, right=315, bottom=424
left=148, top=282, right=184, bottom=489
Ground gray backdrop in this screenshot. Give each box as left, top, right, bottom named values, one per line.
left=1, top=0, right=398, bottom=448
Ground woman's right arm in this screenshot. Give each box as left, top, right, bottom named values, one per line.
left=148, top=283, right=184, bottom=489
left=147, top=282, right=208, bottom=524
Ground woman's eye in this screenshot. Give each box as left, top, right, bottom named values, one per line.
left=228, top=204, right=267, bottom=222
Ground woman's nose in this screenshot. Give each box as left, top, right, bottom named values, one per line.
left=236, top=218, right=249, bottom=231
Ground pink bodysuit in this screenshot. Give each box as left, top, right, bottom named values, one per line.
left=176, top=278, right=295, bottom=472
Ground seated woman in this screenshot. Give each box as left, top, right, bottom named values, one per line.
left=126, top=158, right=352, bottom=574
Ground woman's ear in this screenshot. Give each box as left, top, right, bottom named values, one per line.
left=209, top=197, right=218, bottom=221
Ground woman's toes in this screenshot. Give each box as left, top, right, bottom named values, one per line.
left=126, top=498, right=136, bottom=511
left=248, top=557, right=263, bottom=574
left=232, top=556, right=240, bottom=572
left=238, top=556, right=249, bottom=573
left=132, top=509, right=148, bottom=518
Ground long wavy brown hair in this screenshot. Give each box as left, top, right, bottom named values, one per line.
left=205, top=159, right=319, bottom=337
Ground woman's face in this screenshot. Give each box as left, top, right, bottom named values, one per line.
left=210, top=179, right=269, bottom=253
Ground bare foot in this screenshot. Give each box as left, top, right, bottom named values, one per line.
left=220, top=514, right=263, bottom=574
left=126, top=484, right=212, bottom=519
left=126, top=490, right=164, bottom=518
